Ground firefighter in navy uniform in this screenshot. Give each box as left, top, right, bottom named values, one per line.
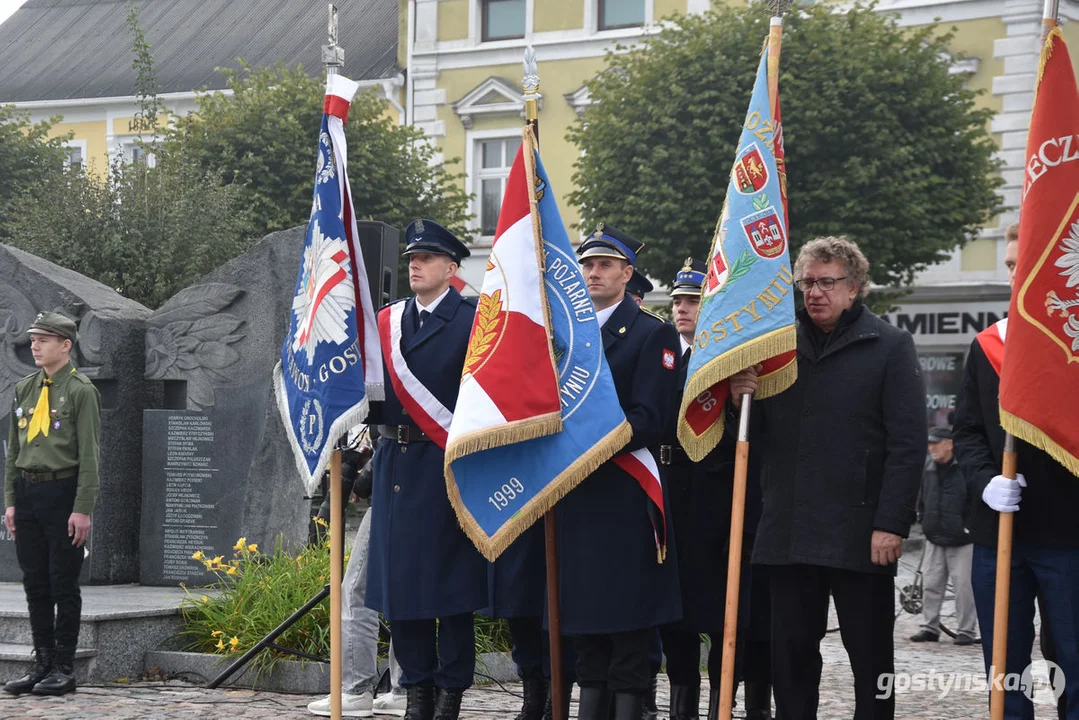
left=365, top=220, right=487, bottom=720
left=3, top=312, right=100, bottom=697
left=626, top=270, right=653, bottom=307
left=556, top=225, right=683, bottom=720
left=658, top=260, right=764, bottom=720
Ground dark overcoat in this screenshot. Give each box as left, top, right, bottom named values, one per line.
left=555, top=295, right=683, bottom=634
left=365, top=288, right=489, bottom=621
left=750, top=304, right=926, bottom=575
left=485, top=520, right=546, bottom=619
left=666, top=348, right=762, bottom=633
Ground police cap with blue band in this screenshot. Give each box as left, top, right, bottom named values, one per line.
left=403, top=219, right=471, bottom=264
left=577, top=223, right=644, bottom=265
left=670, top=257, right=707, bottom=297
left=627, top=270, right=654, bottom=300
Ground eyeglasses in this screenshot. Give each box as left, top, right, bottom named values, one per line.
left=795, top=276, right=847, bottom=293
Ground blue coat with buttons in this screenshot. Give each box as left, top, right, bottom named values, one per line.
left=554, top=295, right=683, bottom=635
left=365, top=288, right=489, bottom=621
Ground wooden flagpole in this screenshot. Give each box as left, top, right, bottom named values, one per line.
left=322, top=6, right=345, bottom=720
left=988, top=4, right=1056, bottom=717
left=522, top=47, right=567, bottom=720
left=716, top=395, right=752, bottom=720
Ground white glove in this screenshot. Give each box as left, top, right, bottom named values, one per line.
left=982, top=473, right=1027, bottom=513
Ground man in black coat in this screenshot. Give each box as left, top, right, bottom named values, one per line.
left=953, top=222, right=1079, bottom=720
left=730, top=236, right=925, bottom=720
left=909, top=426, right=979, bottom=645
left=555, top=224, right=682, bottom=720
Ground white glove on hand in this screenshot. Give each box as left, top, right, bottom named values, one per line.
left=982, top=473, right=1027, bottom=513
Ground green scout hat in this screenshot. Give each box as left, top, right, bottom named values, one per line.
left=28, top=312, right=77, bottom=343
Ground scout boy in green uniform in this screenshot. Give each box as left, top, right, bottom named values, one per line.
left=3, top=312, right=100, bottom=696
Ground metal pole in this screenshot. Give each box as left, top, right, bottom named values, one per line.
left=323, top=3, right=344, bottom=76
left=1042, top=0, right=1060, bottom=38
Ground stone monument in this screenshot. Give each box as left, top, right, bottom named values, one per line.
left=140, top=227, right=314, bottom=586
left=0, top=243, right=157, bottom=584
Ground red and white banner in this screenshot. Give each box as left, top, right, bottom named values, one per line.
left=976, top=318, right=1007, bottom=376
left=378, top=302, right=453, bottom=448
left=999, top=28, right=1079, bottom=476
left=444, top=144, right=562, bottom=464
left=613, top=448, right=667, bottom=561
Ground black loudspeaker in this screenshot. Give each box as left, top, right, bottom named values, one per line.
left=355, top=221, right=400, bottom=307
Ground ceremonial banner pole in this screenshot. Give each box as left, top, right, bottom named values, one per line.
left=717, top=8, right=787, bottom=719
left=522, top=47, right=567, bottom=720
left=989, top=4, right=1059, bottom=717
left=323, top=6, right=344, bottom=720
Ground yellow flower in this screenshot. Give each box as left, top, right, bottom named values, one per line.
left=226, top=566, right=238, bottom=576
left=212, top=555, right=224, bottom=565
left=229, top=636, right=240, bottom=650
left=233, top=537, right=247, bottom=551
left=211, top=630, right=223, bottom=637
left=215, top=638, right=225, bottom=650
left=314, top=517, right=328, bottom=528
left=247, top=543, right=258, bottom=553
left=191, top=550, right=205, bottom=561
left=202, top=595, right=210, bottom=603
left=202, top=561, right=213, bottom=570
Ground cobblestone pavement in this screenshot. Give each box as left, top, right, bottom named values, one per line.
left=0, top=551, right=1056, bottom=719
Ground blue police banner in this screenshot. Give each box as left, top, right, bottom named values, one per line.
left=446, top=126, right=632, bottom=561
left=677, top=34, right=797, bottom=461
left=275, top=75, right=383, bottom=492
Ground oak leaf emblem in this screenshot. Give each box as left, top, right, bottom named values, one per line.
left=463, top=290, right=503, bottom=375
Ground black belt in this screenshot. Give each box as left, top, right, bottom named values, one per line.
left=658, top=444, right=690, bottom=466
left=19, top=468, right=78, bottom=483
left=377, top=425, right=433, bottom=444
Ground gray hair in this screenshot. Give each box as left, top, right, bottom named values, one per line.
left=793, top=236, right=870, bottom=297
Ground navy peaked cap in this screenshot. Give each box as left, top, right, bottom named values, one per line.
left=403, top=219, right=470, bottom=263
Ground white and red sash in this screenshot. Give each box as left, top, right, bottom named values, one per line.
left=975, top=318, right=1007, bottom=376
left=613, top=448, right=667, bottom=563
left=377, top=302, right=453, bottom=449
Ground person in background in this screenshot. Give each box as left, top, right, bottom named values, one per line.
left=909, top=426, right=980, bottom=646
left=626, top=270, right=653, bottom=308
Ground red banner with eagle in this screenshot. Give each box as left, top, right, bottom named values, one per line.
left=999, top=27, right=1079, bottom=476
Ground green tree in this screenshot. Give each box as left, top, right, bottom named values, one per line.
left=568, top=3, right=1004, bottom=288
left=8, top=158, right=257, bottom=308
left=164, top=64, right=471, bottom=241
left=0, top=107, right=69, bottom=240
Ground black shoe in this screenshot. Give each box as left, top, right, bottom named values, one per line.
left=642, top=677, right=658, bottom=720
left=578, top=686, right=612, bottom=720
left=516, top=677, right=547, bottom=720
left=404, top=685, right=437, bottom=720
left=31, top=646, right=75, bottom=696
left=433, top=688, right=464, bottom=720
left=743, top=681, right=773, bottom=720
left=909, top=630, right=940, bottom=643
left=3, top=647, right=53, bottom=695
left=669, top=684, right=701, bottom=720
left=953, top=634, right=976, bottom=646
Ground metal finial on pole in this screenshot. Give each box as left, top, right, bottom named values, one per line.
left=522, top=45, right=541, bottom=125
left=323, top=4, right=344, bottom=75
left=768, top=0, right=792, bottom=18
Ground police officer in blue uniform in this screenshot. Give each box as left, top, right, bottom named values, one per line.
left=556, top=224, right=683, bottom=720
left=658, top=259, right=762, bottom=720
left=365, top=220, right=487, bottom=720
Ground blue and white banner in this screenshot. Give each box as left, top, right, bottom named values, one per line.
left=275, top=74, right=383, bottom=493
left=445, top=127, right=631, bottom=561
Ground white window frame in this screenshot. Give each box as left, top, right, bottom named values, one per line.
left=62, top=140, right=87, bottom=172
left=589, top=0, right=653, bottom=34
left=471, top=0, right=534, bottom=45
left=120, top=140, right=156, bottom=168
left=466, top=128, right=525, bottom=243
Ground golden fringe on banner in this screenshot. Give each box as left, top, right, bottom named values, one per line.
left=444, top=412, right=564, bottom=468
left=1001, top=410, right=1079, bottom=478
left=446, top=420, right=634, bottom=562
left=676, top=325, right=797, bottom=461
left=1035, top=27, right=1063, bottom=93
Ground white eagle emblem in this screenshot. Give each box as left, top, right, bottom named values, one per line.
left=1046, top=220, right=1079, bottom=352
left=316, top=131, right=336, bottom=185
left=291, top=220, right=355, bottom=363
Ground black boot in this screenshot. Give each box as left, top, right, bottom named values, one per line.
left=543, top=679, right=572, bottom=720
left=743, top=681, right=773, bottom=720
left=578, top=686, right=612, bottom=720
left=433, top=688, right=464, bottom=720
left=670, top=684, right=701, bottom=720
left=404, top=685, right=437, bottom=720
left=31, top=646, right=75, bottom=696
left=515, top=676, right=547, bottom=720
left=612, top=692, right=645, bottom=720
left=3, top=647, right=53, bottom=695
left=642, top=677, right=658, bottom=720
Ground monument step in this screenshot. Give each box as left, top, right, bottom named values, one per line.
left=0, top=582, right=199, bottom=683
left=0, top=643, right=97, bottom=686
